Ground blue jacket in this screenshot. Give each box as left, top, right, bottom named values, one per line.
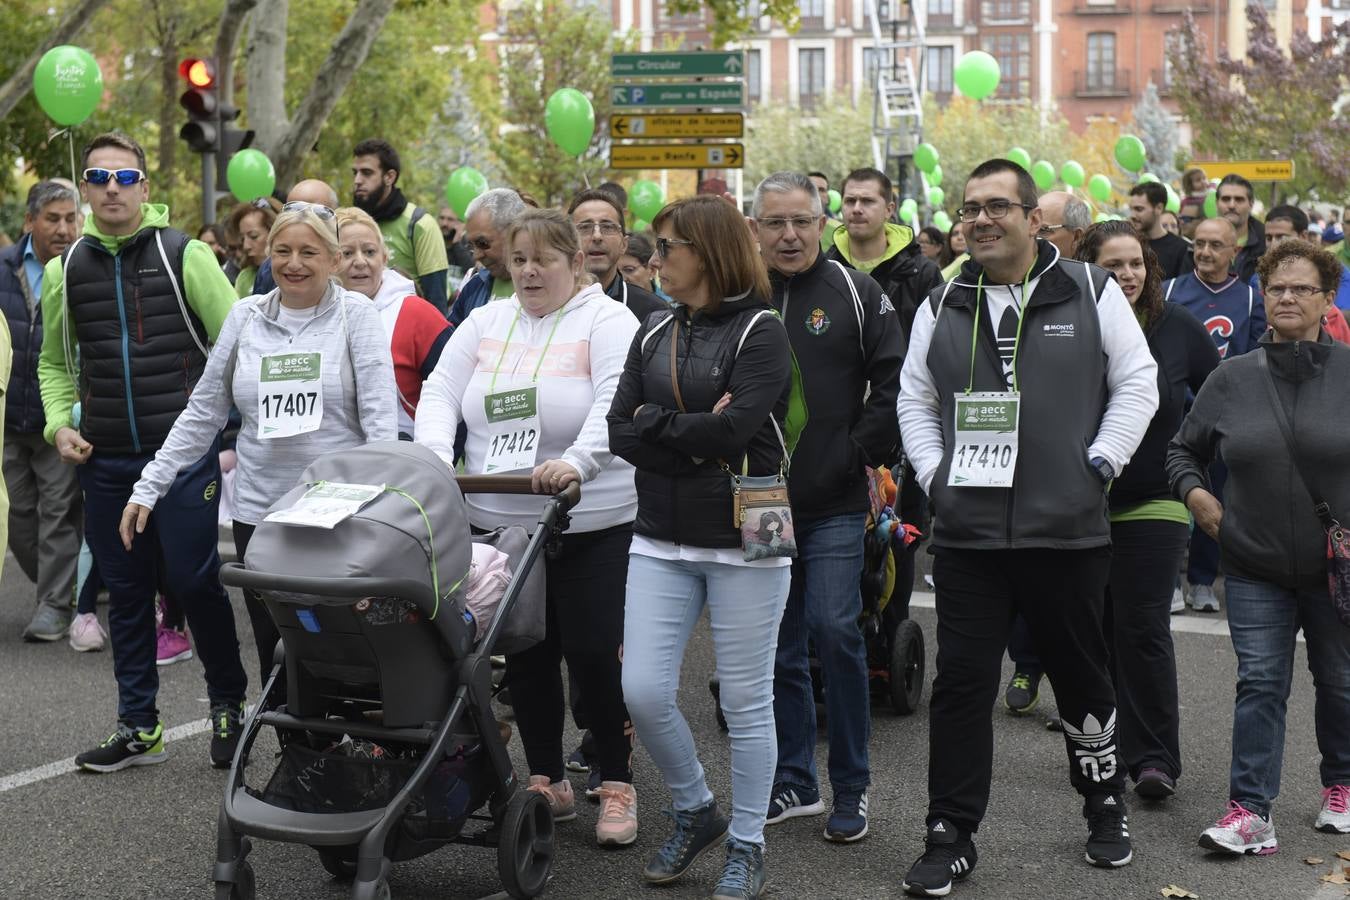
left=1336, top=264, right=1350, bottom=312
left=0, top=237, right=46, bottom=433
left=448, top=268, right=494, bottom=328
left=1164, top=272, right=1266, bottom=360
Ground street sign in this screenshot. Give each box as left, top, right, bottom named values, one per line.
left=610, top=83, right=745, bottom=109
left=611, top=113, right=744, bottom=139
left=1193, top=159, right=1295, bottom=182
left=610, top=143, right=744, bottom=170
left=610, top=51, right=745, bottom=79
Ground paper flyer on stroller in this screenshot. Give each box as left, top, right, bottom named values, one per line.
left=263, top=482, right=386, bottom=528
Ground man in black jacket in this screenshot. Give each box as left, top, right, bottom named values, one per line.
left=750, top=172, right=904, bottom=844
left=568, top=189, right=668, bottom=322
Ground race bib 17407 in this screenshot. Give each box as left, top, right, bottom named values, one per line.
left=947, top=392, right=1020, bottom=489
left=258, top=351, right=324, bottom=439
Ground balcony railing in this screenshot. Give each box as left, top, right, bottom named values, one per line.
left=1073, top=0, right=1131, bottom=13
left=1151, top=69, right=1175, bottom=96
left=1151, top=0, right=1210, bottom=11
left=1073, top=68, right=1132, bottom=97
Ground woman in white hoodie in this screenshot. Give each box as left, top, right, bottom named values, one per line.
left=335, top=207, right=451, bottom=439
left=417, top=208, right=642, bottom=848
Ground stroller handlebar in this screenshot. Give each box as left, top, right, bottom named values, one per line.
left=455, top=475, right=581, bottom=515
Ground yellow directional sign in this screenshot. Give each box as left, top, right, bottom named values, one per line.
left=610, top=143, right=744, bottom=170
left=1194, top=159, right=1295, bottom=182
left=611, top=113, right=744, bottom=140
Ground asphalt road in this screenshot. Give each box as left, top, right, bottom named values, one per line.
left=1, top=549, right=1348, bottom=900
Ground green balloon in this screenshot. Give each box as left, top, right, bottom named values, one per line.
left=445, top=166, right=488, bottom=219
left=629, top=179, right=664, bottom=223
left=631, top=218, right=650, bottom=233
left=1088, top=174, right=1112, bottom=203
left=1007, top=147, right=1032, bottom=170
left=1203, top=189, right=1218, bottom=218
left=33, top=45, right=104, bottom=126
left=1165, top=186, right=1180, bottom=213
left=827, top=189, right=841, bottom=215
left=929, top=164, right=943, bottom=187
left=544, top=88, right=596, bottom=157
left=933, top=210, right=953, bottom=233
left=953, top=50, right=1001, bottom=100
left=899, top=205, right=917, bottom=223
left=1031, top=160, right=1056, bottom=191
left=927, top=187, right=945, bottom=208
left=914, top=143, right=939, bottom=174
left=1113, top=134, right=1147, bottom=173
left=225, top=149, right=275, bottom=203
left=1060, top=161, right=1086, bottom=188
left=1138, top=172, right=1159, bottom=184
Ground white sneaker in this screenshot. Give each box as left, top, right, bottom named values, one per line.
left=1189, top=583, right=1220, bottom=613
left=1198, top=801, right=1277, bottom=855
left=1170, top=587, right=1185, bottom=614
left=68, top=612, right=107, bottom=652
left=1316, top=785, right=1350, bottom=833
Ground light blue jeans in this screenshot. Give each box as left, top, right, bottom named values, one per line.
left=622, top=552, right=791, bottom=846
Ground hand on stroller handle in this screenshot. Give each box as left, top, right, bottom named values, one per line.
left=454, top=474, right=581, bottom=513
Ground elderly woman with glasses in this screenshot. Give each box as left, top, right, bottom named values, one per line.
left=120, top=201, right=397, bottom=679
left=1168, top=239, right=1350, bottom=856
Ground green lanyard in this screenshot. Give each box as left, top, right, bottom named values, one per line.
left=488, top=306, right=568, bottom=393
left=966, top=262, right=1036, bottom=394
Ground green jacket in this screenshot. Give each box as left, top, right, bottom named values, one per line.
left=37, top=203, right=237, bottom=444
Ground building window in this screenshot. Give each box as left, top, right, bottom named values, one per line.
left=929, top=0, right=955, bottom=13
left=799, top=47, right=826, bottom=109
left=1086, top=32, right=1116, bottom=90
left=980, top=0, right=1031, bottom=20
left=747, top=49, right=762, bottom=104
left=926, top=45, right=954, bottom=95
left=801, top=0, right=825, bottom=26
left=982, top=33, right=1030, bottom=97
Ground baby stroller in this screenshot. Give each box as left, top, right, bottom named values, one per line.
left=213, top=441, right=576, bottom=900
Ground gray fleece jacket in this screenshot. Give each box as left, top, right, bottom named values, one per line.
left=131, top=283, right=396, bottom=524
left=1167, top=331, right=1350, bottom=589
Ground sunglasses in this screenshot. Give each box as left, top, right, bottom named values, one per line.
left=83, top=167, right=145, bottom=187
left=656, top=237, right=694, bottom=259
left=282, top=201, right=335, bottom=220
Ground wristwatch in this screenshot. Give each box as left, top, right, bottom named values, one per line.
left=1089, top=456, right=1114, bottom=485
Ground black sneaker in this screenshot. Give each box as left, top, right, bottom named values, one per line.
left=711, top=837, right=766, bottom=899
left=824, top=789, right=869, bottom=842
left=585, top=766, right=604, bottom=801
left=902, top=818, right=977, bottom=897
left=209, top=702, right=245, bottom=769
left=1083, top=793, right=1133, bottom=867
left=765, top=782, right=825, bottom=825
left=1003, top=669, right=1042, bottom=714
left=76, top=722, right=168, bottom=773
left=642, top=800, right=730, bottom=884
left=566, top=746, right=591, bottom=773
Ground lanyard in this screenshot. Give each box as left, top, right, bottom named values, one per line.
left=488, top=305, right=568, bottom=392
left=966, top=262, right=1035, bottom=394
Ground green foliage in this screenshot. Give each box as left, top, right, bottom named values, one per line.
left=663, top=0, right=801, bottom=47
left=743, top=94, right=875, bottom=189
left=1130, top=82, right=1179, bottom=184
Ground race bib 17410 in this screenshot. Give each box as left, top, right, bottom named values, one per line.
left=948, top=392, right=1019, bottom=489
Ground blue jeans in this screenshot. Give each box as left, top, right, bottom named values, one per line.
left=773, top=512, right=871, bottom=793
left=79, top=441, right=247, bottom=728
left=622, top=553, right=790, bottom=846
left=1226, top=574, right=1350, bottom=817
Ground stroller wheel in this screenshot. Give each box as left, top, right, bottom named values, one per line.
left=888, top=619, right=926, bottom=716
left=213, top=860, right=255, bottom=900
left=498, top=788, right=554, bottom=898
left=317, top=847, right=358, bottom=880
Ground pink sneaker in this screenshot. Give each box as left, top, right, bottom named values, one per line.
left=526, top=774, right=577, bottom=822
left=68, top=612, right=107, bottom=652
left=156, top=626, right=193, bottom=666
left=595, top=781, right=638, bottom=846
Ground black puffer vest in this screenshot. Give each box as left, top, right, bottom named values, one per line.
left=62, top=227, right=206, bottom=454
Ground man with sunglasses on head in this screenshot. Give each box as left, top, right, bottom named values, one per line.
left=37, top=131, right=248, bottom=774
left=567, top=189, right=668, bottom=322
left=897, top=158, right=1158, bottom=896
left=448, top=187, right=528, bottom=328
left=749, top=171, right=904, bottom=845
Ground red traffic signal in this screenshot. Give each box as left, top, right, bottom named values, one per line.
left=179, top=58, right=215, bottom=89
left=179, top=57, right=219, bottom=152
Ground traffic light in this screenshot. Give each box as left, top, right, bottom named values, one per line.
left=179, top=57, right=219, bottom=153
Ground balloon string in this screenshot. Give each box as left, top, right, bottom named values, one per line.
left=579, top=161, right=591, bottom=190
left=67, top=130, right=76, bottom=185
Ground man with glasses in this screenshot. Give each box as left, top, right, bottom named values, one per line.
left=37, top=131, right=248, bottom=773
left=1036, top=191, right=1091, bottom=260
left=1265, top=205, right=1350, bottom=314
left=748, top=172, right=903, bottom=845
left=567, top=189, right=667, bottom=321
left=1216, top=174, right=1266, bottom=283
left=897, top=158, right=1158, bottom=895
left=448, top=187, right=528, bottom=328
left=0, top=181, right=83, bottom=644
left=1129, top=182, right=1191, bottom=279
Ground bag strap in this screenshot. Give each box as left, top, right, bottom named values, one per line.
left=669, top=318, right=687, bottom=412
left=408, top=207, right=425, bottom=274
left=1257, top=349, right=1338, bottom=530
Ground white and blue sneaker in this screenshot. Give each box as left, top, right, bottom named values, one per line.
left=765, top=782, right=825, bottom=825
left=825, top=789, right=869, bottom=842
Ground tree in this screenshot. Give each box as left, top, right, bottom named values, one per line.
left=1167, top=4, right=1350, bottom=199
left=404, top=63, right=504, bottom=207
left=920, top=96, right=1073, bottom=197
left=743, top=95, right=875, bottom=190
left=664, top=0, right=802, bottom=47
left=1130, top=82, right=1179, bottom=185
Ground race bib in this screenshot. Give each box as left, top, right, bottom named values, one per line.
left=948, top=392, right=1019, bottom=488
left=258, top=351, right=324, bottom=439
left=482, top=386, right=540, bottom=474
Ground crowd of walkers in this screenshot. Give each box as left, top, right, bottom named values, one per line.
left=5, top=127, right=1350, bottom=899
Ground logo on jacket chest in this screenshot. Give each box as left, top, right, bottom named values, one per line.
left=805, top=307, right=831, bottom=335
left=1042, top=322, right=1075, bottom=338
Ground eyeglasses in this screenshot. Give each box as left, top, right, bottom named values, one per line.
left=470, top=236, right=493, bottom=251
left=1036, top=224, right=1066, bottom=238
left=757, top=216, right=819, bottom=233
left=656, top=237, right=694, bottom=259
left=82, top=167, right=144, bottom=187
left=1264, top=284, right=1325, bottom=299
left=575, top=220, right=624, bottom=237
left=956, top=199, right=1034, bottom=222
left=282, top=201, right=335, bottom=220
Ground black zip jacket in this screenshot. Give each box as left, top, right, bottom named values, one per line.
left=607, top=295, right=791, bottom=549
left=1110, top=303, right=1218, bottom=510
left=826, top=237, right=942, bottom=347
left=1168, top=332, right=1350, bottom=589
left=769, top=252, right=904, bottom=522
left=603, top=272, right=669, bottom=321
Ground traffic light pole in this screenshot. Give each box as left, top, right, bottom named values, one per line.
left=200, top=151, right=217, bottom=226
